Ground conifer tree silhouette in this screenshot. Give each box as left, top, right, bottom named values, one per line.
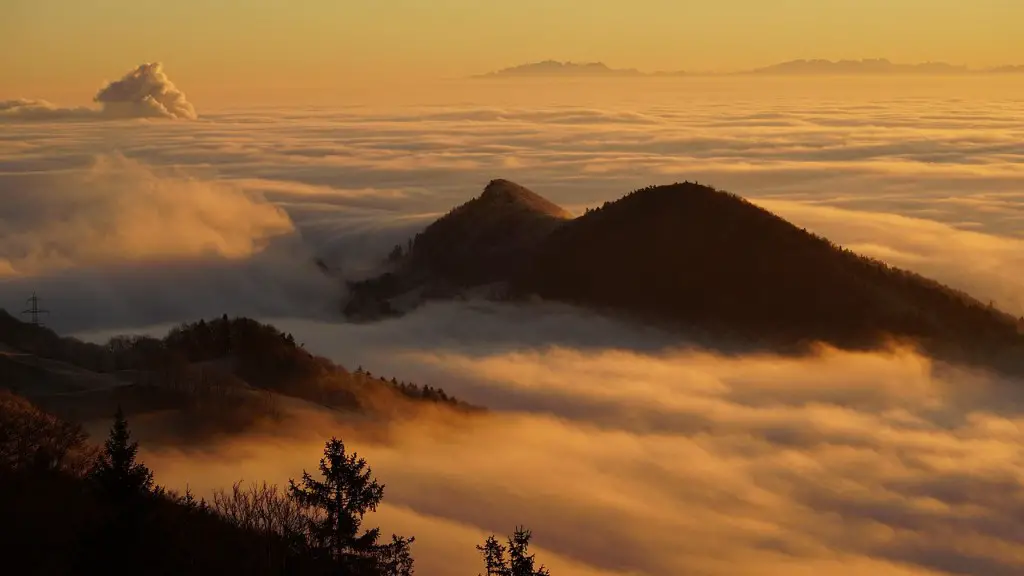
left=90, top=406, right=154, bottom=502
left=288, top=437, right=414, bottom=575
left=78, top=407, right=156, bottom=570
left=477, top=527, right=550, bottom=576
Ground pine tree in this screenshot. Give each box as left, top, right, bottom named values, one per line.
left=288, top=437, right=414, bottom=575
left=478, top=535, right=509, bottom=576
left=477, top=527, right=550, bottom=576
left=507, top=528, right=549, bottom=576
left=90, top=406, right=154, bottom=502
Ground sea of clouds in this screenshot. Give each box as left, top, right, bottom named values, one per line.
left=143, top=316, right=1024, bottom=576
left=3, top=66, right=1024, bottom=575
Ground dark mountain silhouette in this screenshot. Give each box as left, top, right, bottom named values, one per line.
left=345, top=179, right=571, bottom=319
left=406, top=178, right=570, bottom=282
left=345, top=180, right=1024, bottom=374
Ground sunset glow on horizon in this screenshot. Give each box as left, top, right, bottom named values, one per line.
left=3, top=0, right=1022, bottom=105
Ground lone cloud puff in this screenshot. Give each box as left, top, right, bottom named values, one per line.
left=0, top=62, right=196, bottom=121
left=92, top=62, right=196, bottom=119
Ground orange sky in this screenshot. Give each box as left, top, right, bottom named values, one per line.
left=2, top=0, right=1021, bottom=105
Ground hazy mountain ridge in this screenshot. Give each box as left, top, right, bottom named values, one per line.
left=344, top=180, right=1024, bottom=374
left=0, top=311, right=475, bottom=432
left=475, top=60, right=647, bottom=78
left=476, top=58, right=1024, bottom=78
left=747, top=58, right=970, bottom=75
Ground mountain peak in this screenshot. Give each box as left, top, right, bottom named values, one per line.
left=481, top=178, right=528, bottom=200
left=477, top=179, right=573, bottom=218
left=354, top=179, right=571, bottom=291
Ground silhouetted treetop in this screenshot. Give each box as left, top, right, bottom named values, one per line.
left=477, top=527, right=551, bottom=576
left=288, top=437, right=414, bottom=575
left=89, top=406, right=154, bottom=501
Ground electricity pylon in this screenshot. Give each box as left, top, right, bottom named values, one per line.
left=21, top=291, right=50, bottom=326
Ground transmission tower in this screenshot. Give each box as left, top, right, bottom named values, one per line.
left=21, top=291, right=50, bottom=326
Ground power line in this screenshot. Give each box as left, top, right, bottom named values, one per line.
left=21, top=291, right=50, bottom=326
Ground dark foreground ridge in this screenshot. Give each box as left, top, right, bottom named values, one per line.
left=345, top=180, right=1024, bottom=374
left=0, top=392, right=546, bottom=575
left=0, top=314, right=531, bottom=574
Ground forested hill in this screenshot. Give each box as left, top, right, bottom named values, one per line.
left=517, top=182, right=1024, bottom=367
left=0, top=311, right=475, bottom=425
left=344, top=179, right=572, bottom=318
left=347, top=180, right=1024, bottom=374
left=402, top=178, right=569, bottom=285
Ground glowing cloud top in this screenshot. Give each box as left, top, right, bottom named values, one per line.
left=93, top=62, right=197, bottom=120
left=0, top=62, right=196, bottom=121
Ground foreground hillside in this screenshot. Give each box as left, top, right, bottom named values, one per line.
left=0, top=390, right=544, bottom=575
left=345, top=180, right=1024, bottom=373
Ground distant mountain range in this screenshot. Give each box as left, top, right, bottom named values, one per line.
left=340, top=179, right=1024, bottom=376
left=474, top=60, right=647, bottom=78
left=475, top=59, right=1024, bottom=78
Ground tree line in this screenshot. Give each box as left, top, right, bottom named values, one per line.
left=0, top=310, right=476, bottom=413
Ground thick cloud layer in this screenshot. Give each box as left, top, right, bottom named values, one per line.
left=5, top=78, right=1024, bottom=575
left=131, top=309, right=1024, bottom=576
left=0, top=99, right=95, bottom=121
left=4, top=80, right=1022, bottom=320
left=1, top=62, right=196, bottom=121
